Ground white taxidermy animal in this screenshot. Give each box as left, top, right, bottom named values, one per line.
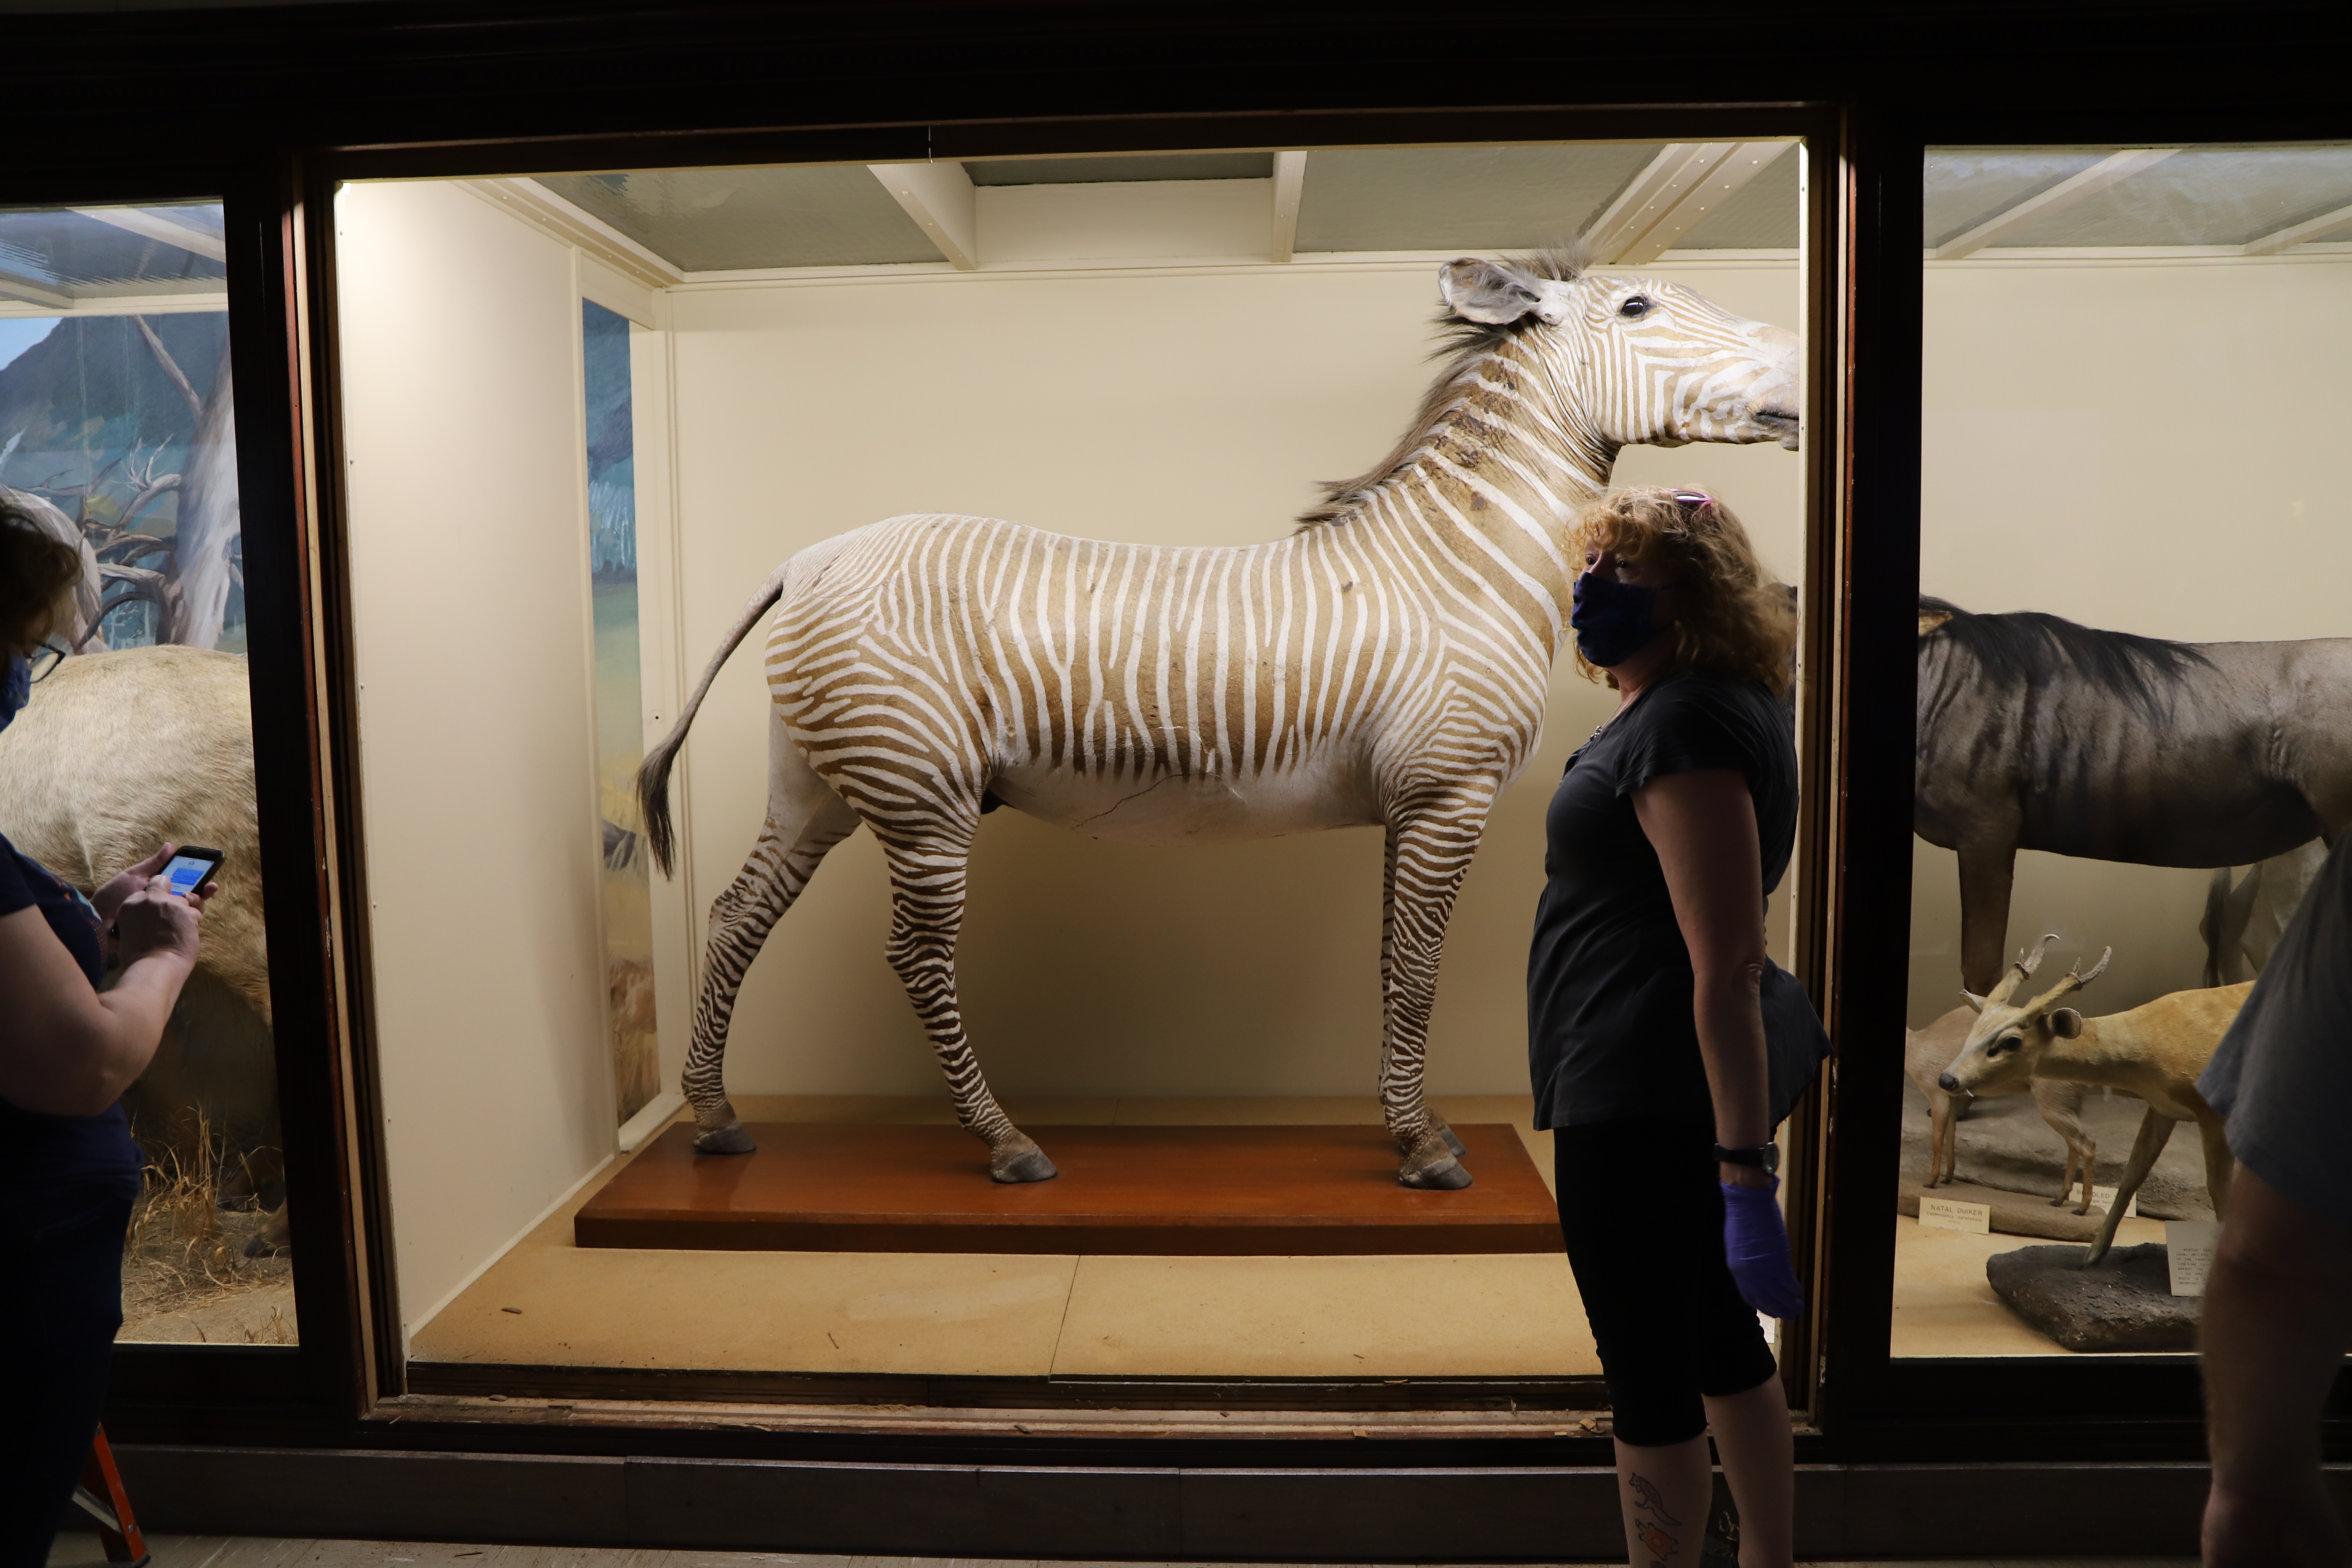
left=640, top=253, right=1801, bottom=1192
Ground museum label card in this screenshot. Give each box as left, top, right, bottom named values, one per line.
left=2167, top=1220, right=2221, bottom=1297
left=2089, top=1184, right=2139, bottom=1219
left=1919, top=1195, right=1991, bottom=1234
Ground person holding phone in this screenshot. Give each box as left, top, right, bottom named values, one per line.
left=0, top=498, right=216, bottom=1563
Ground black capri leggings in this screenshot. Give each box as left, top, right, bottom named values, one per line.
left=1554, top=1118, right=1779, bottom=1447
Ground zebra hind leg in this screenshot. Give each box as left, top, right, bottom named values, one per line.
left=875, top=825, right=1056, bottom=1184
left=682, top=782, right=861, bottom=1155
left=1378, top=804, right=1488, bottom=1191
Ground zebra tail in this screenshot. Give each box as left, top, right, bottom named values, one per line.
left=637, top=562, right=792, bottom=878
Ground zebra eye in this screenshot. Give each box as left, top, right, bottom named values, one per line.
left=1618, top=296, right=1651, bottom=318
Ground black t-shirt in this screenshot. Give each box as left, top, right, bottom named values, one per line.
left=1527, top=670, right=1801, bottom=1131
left=0, top=830, right=143, bottom=1192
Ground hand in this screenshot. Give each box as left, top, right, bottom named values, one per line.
left=1721, top=1176, right=1805, bottom=1320
left=113, top=871, right=204, bottom=969
left=93, top=843, right=178, bottom=927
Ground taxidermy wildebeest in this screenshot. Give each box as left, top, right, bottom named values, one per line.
left=0, top=645, right=286, bottom=1251
left=1915, top=597, right=2352, bottom=994
left=2200, top=839, right=2326, bottom=987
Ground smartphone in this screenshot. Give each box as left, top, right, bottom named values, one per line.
left=158, top=846, right=224, bottom=899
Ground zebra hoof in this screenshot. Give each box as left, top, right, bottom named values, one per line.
left=992, top=1147, right=1058, bottom=1184
left=1439, top=1125, right=1468, bottom=1158
left=694, top=1121, right=758, bottom=1156
left=1399, top=1156, right=1474, bottom=1191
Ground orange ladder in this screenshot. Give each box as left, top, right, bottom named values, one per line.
left=71, top=1426, right=149, bottom=1567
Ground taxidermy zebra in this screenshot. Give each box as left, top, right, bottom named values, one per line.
left=1916, top=597, right=2352, bottom=995
left=640, top=253, right=1800, bottom=1190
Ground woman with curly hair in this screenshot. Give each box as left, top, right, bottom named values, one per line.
left=0, top=497, right=214, bottom=1564
left=1529, top=486, right=1824, bottom=1568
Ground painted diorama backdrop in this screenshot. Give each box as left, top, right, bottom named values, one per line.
left=585, top=297, right=663, bottom=1125
left=0, top=290, right=291, bottom=1344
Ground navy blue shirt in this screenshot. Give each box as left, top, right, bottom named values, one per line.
left=0, top=830, right=143, bottom=1192
left=1527, top=671, right=1802, bottom=1130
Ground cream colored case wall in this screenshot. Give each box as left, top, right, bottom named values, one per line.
left=338, top=179, right=622, bottom=1338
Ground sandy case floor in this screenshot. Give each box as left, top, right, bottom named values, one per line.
left=410, top=1093, right=1597, bottom=1379
left=409, top=1093, right=2148, bottom=1377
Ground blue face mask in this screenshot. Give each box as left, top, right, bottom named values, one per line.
left=1571, top=573, right=1666, bottom=667
left=0, top=654, right=26, bottom=734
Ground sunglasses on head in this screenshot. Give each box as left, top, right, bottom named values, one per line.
left=1668, top=489, right=1714, bottom=509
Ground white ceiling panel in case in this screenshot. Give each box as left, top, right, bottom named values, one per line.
left=1293, top=144, right=1666, bottom=254
left=1926, top=145, right=2352, bottom=251
left=2010, top=147, right=2352, bottom=248
left=537, top=165, right=944, bottom=271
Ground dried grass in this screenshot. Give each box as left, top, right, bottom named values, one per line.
left=119, top=1111, right=295, bottom=1344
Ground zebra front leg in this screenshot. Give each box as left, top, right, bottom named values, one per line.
left=1380, top=802, right=1489, bottom=1190
left=1376, top=819, right=1467, bottom=1162
left=682, top=781, right=861, bottom=1155
left=876, top=827, right=1056, bottom=1184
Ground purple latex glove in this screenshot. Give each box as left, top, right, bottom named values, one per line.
left=1721, top=1177, right=1804, bottom=1320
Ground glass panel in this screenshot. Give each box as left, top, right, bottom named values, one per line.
left=0, top=201, right=293, bottom=1344
left=337, top=141, right=1811, bottom=1393
left=584, top=299, right=661, bottom=1124
left=1903, top=143, right=2352, bottom=1357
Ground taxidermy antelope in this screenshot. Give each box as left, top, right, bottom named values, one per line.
left=1915, top=597, right=2352, bottom=994
left=1937, top=937, right=2249, bottom=1266
left=1906, top=985, right=2093, bottom=1208
left=640, top=252, right=1799, bottom=1191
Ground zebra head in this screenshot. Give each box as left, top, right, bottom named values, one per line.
left=1438, top=256, right=1801, bottom=456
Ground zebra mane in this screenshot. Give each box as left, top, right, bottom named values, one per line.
left=1296, top=245, right=1592, bottom=528
left=1919, top=595, right=2211, bottom=712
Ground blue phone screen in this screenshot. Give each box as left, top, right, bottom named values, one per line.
left=162, top=856, right=213, bottom=896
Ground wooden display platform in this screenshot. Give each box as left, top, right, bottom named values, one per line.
left=576, top=1122, right=1562, bottom=1256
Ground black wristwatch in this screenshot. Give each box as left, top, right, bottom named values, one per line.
left=1713, top=1142, right=1780, bottom=1173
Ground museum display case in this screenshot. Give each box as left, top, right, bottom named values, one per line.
left=1895, top=141, right=2352, bottom=1360
left=11, top=0, right=2346, bottom=1544
left=322, top=138, right=1826, bottom=1407
left=0, top=199, right=297, bottom=1346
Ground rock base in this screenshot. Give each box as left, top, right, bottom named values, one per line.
left=1985, top=1243, right=2199, bottom=1352
left=1901, top=1178, right=2120, bottom=1242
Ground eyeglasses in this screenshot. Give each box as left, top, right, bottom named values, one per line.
left=1668, top=489, right=1714, bottom=509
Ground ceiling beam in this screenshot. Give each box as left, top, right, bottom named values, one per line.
left=1930, top=148, right=2179, bottom=260
left=1269, top=151, right=1307, bottom=263
left=870, top=161, right=978, bottom=271
left=69, top=206, right=227, bottom=263
left=465, top=180, right=685, bottom=290
left=0, top=270, right=71, bottom=309
left=1584, top=144, right=1735, bottom=264
left=2243, top=199, right=2352, bottom=256
left=1584, top=141, right=1797, bottom=266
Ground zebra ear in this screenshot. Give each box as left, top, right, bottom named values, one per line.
left=1439, top=259, right=1566, bottom=326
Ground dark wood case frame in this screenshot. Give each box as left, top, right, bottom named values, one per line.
left=4, top=1, right=2346, bottom=1544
